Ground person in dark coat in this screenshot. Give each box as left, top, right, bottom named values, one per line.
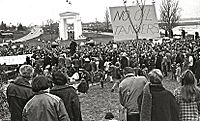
left=43, top=54, right=51, bottom=70
left=120, top=54, right=129, bottom=69
left=70, top=40, right=77, bottom=56
left=26, top=56, right=31, bottom=65
left=72, top=54, right=80, bottom=72
left=176, top=52, right=184, bottom=66
left=155, top=53, right=162, bottom=70
left=78, top=69, right=90, bottom=92
left=83, top=58, right=92, bottom=72
left=77, top=78, right=89, bottom=94
left=194, top=56, right=200, bottom=84
left=50, top=71, right=82, bottom=121
left=138, top=69, right=179, bottom=121
left=51, top=53, right=58, bottom=67
left=6, top=65, right=35, bottom=121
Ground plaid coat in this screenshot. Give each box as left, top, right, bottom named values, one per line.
left=0, top=90, right=10, bottom=120
left=174, top=87, right=200, bottom=121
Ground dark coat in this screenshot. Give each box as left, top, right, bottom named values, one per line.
left=194, top=59, right=200, bottom=81
left=77, top=79, right=89, bottom=93
left=70, top=41, right=77, bottom=55
left=83, top=62, right=92, bottom=72
left=6, top=76, right=34, bottom=121
left=155, top=55, right=162, bottom=70
left=138, top=84, right=179, bottom=121
left=120, top=56, right=129, bottom=69
left=43, top=55, right=51, bottom=68
left=50, top=85, right=82, bottom=121
left=72, top=58, right=80, bottom=68
left=110, top=66, right=121, bottom=80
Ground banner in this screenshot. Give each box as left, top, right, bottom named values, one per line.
left=0, top=54, right=33, bottom=65
left=109, top=5, right=159, bottom=41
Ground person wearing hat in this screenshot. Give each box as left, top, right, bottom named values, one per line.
left=119, top=67, right=147, bottom=121
left=138, top=69, right=179, bottom=121
left=22, top=75, right=70, bottom=121
left=6, top=65, right=35, bottom=121
left=50, top=71, right=82, bottom=121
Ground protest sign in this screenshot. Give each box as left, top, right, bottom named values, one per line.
left=109, top=5, right=159, bottom=41
left=0, top=54, right=33, bottom=65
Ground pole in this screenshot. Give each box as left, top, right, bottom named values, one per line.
left=122, top=0, right=139, bottom=65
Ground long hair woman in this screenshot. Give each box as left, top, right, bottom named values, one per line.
left=174, top=69, right=200, bottom=121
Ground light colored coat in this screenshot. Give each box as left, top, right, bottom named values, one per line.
left=119, top=73, right=147, bottom=114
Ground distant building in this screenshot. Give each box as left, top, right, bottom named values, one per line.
left=158, top=18, right=200, bottom=28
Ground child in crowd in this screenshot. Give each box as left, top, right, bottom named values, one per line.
left=175, top=63, right=181, bottom=83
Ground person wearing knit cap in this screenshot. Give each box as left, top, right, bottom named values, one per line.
left=174, top=69, right=200, bottom=121
left=22, top=75, right=70, bottom=121
left=119, top=67, right=147, bottom=121
left=50, top=71, right=82, bottom=121
left=6, top=65, right=34, bottom=121
left=138, top=69, right=179, bottom=121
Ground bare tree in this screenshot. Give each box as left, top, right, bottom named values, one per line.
left=122, top=0, right=146, bottom=64
left=105, top=8, right=110, bottom=32
left=46, top=19, right=54, bottom=40
left=46, top=19, right=54, bottom=26
left=160, top=0, right=181, bottom=37
left=122, top=0, right=146, bottom=41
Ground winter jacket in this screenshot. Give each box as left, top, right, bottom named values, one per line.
left=50, top=85, right=82, bottom=121
left=119, top=74, right=147, bottom=114
left=6, top=76, right=34, bottom=121
left=138, top=84, right=179, bottom=121
left=22, top=91, right=70, bottom=121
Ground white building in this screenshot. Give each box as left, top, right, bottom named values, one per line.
left=59, top=11, right=83, bottom=40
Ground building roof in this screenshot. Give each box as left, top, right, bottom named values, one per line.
left=59, top=12, right=80, bottom=17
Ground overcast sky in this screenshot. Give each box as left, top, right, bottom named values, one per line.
left=0, top=0, right=199, bottom=26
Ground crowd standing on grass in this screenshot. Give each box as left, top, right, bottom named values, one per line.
left=0, top=35, right=200, bottom=120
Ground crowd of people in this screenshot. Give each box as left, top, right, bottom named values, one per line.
left=0, top=36, right=200, bottom=120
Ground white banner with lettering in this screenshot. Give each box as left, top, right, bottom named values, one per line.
left=0, top=54, right=33, bottom=65
left=109, top=5, right=159, bottom=41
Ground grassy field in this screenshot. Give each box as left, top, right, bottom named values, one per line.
left=79, top=75, right=180, bottom=121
